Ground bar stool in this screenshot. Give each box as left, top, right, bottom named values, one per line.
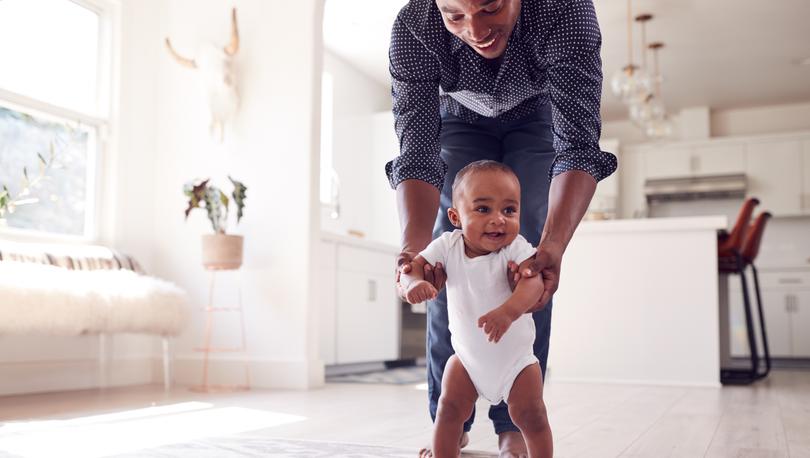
left=717, top=197, right=759, bottom=384
left=718, top=202, right=772, bottom=384
left=742, top=212, right=773, bottom=379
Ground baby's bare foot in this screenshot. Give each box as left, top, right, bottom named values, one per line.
left=498, top=431, right=527, bottom=458
left=418, top=431, right=469, bottom=457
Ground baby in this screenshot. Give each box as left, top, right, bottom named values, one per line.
left=401, top=160, right=552, bottom=458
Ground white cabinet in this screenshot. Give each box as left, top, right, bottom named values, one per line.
left=643, top=144, right=745, bottom=180
left=336, top=270, right=398, bottom=363
left=745, top=139, right=803, bottom=216
left=762, top=290, right=793, bottom=357
left=620, top=132, right=810, bottom=220
left=319, top=236, right=400, bottom=366
left=644, top=146, right=692, bottom=179
left=790, top=291, right=810, bottom=357
left=731, top=270, right=810, bottom=358
left=692, top=144, right=746, bottom=176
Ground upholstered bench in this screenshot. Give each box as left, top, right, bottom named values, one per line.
left=0, top=241, right=189, bottom=391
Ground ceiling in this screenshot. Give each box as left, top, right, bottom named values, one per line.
left=322, top=0, right=810, bottom=121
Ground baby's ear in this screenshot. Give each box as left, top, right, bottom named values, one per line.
left=447, top=207, right=462, bottom=228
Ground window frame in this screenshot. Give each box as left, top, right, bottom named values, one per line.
left=0, top=0, right=115, bottom=243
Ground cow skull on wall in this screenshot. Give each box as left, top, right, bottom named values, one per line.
left=165, top=8, right=240, bottom=142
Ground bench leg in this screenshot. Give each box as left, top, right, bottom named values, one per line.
left=98, top=333, right=108, bottom=389
left=162, top=337, right=171, bottom=392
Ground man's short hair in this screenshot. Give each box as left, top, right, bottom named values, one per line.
left=451, top=160, right=518, bottom=203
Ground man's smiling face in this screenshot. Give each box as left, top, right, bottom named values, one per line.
left=435, top=0, right=521, bottom=60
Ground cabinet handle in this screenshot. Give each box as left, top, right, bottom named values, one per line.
left=787, top=294, right=797, bottom=313
left=689, top=155, right=698, bottom=173
left=368, top=279, right=377, bottom=301
left=786, top=295, right=792, bottom=313
left=779, top=278, right=803, bottom=285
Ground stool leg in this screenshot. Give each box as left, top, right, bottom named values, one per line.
left=162, top=337, right=171, bottom=392
left=98, top=333, right=106, bottom=389
left=738, top=252, right=759, bottom=378
left=751, top=264, right=771, bottom=379
left=721, top=252, right=759, bottom=384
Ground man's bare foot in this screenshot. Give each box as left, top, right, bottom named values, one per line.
left=418, top=431, right=469, bottom=457
left=498, top=431, right=528, bottom=458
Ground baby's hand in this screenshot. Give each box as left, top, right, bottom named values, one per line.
left=477, top=307, right=513, bottom=343
left=405, top=280, right=438, bottom=305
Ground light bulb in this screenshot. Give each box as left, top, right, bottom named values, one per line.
left=645, top=118, right=673, bottom=139
left=611, top=65, right=653, bottom=105
left=630, top=96, right=666, bottom=125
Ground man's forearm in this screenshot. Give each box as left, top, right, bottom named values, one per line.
left=396, top=179, right=441, bottom=254
left=540, top=170, right=597, bottom=249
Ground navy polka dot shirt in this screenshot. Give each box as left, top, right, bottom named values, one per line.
left=385, top=0, right=617, bottom=190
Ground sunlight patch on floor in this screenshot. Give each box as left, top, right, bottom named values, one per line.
left=0, top=403, right=306, bottom=457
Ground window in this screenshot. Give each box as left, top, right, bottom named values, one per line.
left=0, top=0, right=110, bottom=239
left=319, top=71, right=339, bottom=215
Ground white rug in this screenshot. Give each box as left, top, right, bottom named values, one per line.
left=109, top=436, right=497, bottom=458
left=326, top=366, right=426, bottom=385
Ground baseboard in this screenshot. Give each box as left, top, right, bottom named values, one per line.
left=170, top=355, right=325, bottom=390
left=0, top=357, right=154, bottom=397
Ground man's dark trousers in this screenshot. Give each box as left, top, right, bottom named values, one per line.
left=426, top=102, right=555, bottom=434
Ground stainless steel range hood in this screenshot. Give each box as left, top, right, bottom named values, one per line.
left=644, top=173, right=747, bottom=203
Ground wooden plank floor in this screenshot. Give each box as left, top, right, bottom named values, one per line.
left=0, top=370, right=808, bottom=457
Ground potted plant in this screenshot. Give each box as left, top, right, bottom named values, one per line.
left=183, top=176, right=247, bottom=270
left=1, top=146, right=58, bottom=227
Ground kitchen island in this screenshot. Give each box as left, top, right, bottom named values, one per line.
left=548, top=216, right=727, bottom=386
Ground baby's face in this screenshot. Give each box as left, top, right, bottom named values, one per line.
left=449, top=170, right=521, bottom=257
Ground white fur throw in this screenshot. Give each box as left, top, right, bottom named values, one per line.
left=0, top=262, right=189, bottom=336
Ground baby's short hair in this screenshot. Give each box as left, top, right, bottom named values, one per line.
left=451, top=160, right=518, bottom=203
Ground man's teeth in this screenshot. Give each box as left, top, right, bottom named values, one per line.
left=474, top=35, right=496, bottom=48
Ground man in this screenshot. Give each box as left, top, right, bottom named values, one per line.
left=385, top=0, right=617, bottom=456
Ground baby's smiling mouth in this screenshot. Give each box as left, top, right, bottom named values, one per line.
left=483, top=231, right=505, bottom=239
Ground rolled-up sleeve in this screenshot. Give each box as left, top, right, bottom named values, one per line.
left=543, top=0, right=617, bottom=183
left=385, top=17, right=447, bottom=190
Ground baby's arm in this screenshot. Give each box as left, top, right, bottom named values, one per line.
left=400, top=255, right=439, bottom=305
left=478, top=259, right=544, bottom=343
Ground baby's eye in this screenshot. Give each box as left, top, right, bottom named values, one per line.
left=475, top=206, right=490, bottom=213
left=504, top=206, right=517, bottom=215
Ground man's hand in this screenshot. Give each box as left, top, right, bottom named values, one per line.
left=506, top=241, right=564, bottom=312
left=395, top=252, right=446, bottom=301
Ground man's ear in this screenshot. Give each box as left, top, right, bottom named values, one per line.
left=447, top=207, right=462, bottom=228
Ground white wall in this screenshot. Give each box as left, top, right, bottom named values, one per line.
left=150, top=0, right=324, bottom=389
left=0, top=0, right=325, bottom=395
left=320, top=51, right=390, bottom=240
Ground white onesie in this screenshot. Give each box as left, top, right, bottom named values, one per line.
left=420, top=229, right=538, bottom=405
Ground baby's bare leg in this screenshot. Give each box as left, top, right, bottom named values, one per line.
left=433, top=355, right=478, bottom=458
left=506, top=363, right=552, bottom=458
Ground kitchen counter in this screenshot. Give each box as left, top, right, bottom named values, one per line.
left=548, top=216, right=727, bottom=387
left=320, top=231, right=399, bottom=254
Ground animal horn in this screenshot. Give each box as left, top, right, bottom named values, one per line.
left=165, top=38, right=197, bottom=69
left=224, top=8, right=239, bottom=56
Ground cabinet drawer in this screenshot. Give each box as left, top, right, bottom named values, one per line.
left=758, top=271, right=810, bottom=289
left=337, top=245, right=396, bottom=276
